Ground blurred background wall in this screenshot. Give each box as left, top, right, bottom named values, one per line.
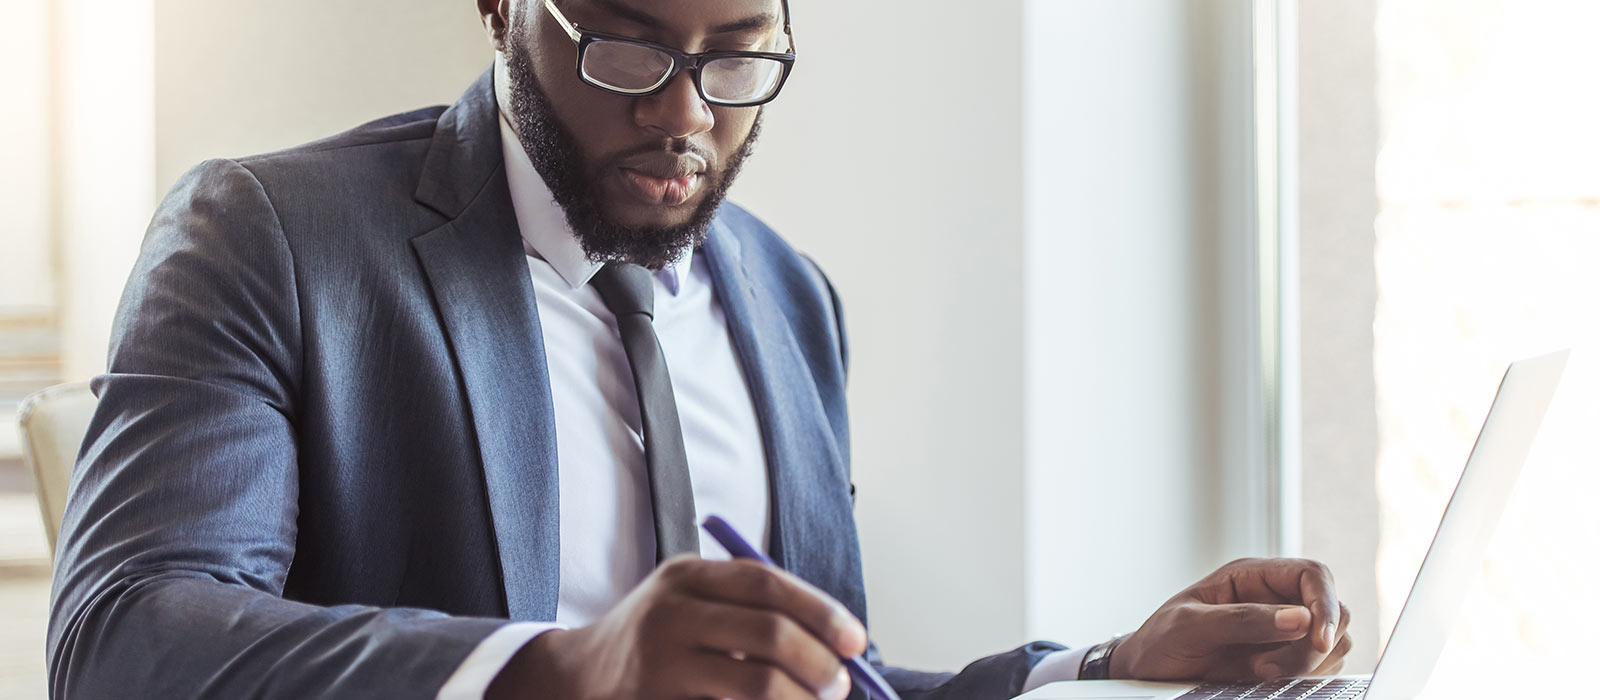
left=153, top=0, right=490, bottom=195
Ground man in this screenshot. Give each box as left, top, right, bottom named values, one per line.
left=46, top=0, right=1353, bottom=698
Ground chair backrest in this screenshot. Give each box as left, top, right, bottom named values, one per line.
left=17, top=382, right=97, bottom=555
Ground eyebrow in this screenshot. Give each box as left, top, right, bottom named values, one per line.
left=590, top=0, right=779, bottom=35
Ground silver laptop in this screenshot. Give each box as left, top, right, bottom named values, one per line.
left=1017, top=350, right=1569, bottom=700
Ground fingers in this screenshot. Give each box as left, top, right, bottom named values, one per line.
left=1335, top=601, right=1350, bottom=646
left=691, top=650, right=848, bottom=700
left=685, top=596, right=849, bottom=696
left=1296, top=564, right=1341, bottom=653
left=1170, top=602, right=1318, bottom=648
left=1309, top=632, right=1353, bottom=676
left=1216, top=558, right=1341, bottom=654
left=1130, top=559, right=1350, bottom=682
left=1250, top=604, right=1352, bottom=679
left=1308, top=606, right=1353, bottom=675
left=658, top=556, right=868, bottom=657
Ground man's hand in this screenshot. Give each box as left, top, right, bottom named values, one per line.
left=490, top=555, right=867, bottom=700
left=1111, top=558, right=1353, bottom=682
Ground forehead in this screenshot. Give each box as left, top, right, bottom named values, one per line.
left=565, top=0, right=786, bottom=35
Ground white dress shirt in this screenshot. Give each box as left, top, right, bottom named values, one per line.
left=437, top=115, right=1087, bottom=698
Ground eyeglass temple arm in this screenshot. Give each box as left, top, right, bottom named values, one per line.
left=542, top=0, right=582, bottom=43
left=780, top=0, right=796, bottom=52
left=544, top=0, right=793, bottom=54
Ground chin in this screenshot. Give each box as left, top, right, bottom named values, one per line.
left=601, top=198, right=705, bottom=230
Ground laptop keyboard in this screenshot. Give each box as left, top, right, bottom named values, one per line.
left=1174, top=678, right=1370, bottom=700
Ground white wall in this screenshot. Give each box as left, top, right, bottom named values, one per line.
left=1022, top=0, right=1267, bottom=646
left=152, top=0, right=490, bottom=195
left=0, top=0, right=55, bottom=313
left=56, top=0, right=157, bottom=382
left=1297, top=0, right=1380, bottom=672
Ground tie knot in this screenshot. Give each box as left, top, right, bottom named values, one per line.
left=590, top=262, right=655, bottom=319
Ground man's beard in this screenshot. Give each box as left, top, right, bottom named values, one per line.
left=502, top=20, right=763, bottom=271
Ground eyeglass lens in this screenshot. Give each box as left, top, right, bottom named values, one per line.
left=581, top=39, right=786, bottom=104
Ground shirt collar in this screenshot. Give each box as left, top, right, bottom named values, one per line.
left=498, top=113, right=691, bottom=295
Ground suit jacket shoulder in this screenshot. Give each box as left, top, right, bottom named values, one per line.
left=712, top=201, right=848, bottom=375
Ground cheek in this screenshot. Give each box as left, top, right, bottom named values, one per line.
left=524, top=14, right=575, bottom=84
left=523, top=16, right=630, bottom=156
left=708, top=108, right=758, bottom=161
left=551, top=86, right=631, bottom=147
left=534, top=58, right=638, bottom=165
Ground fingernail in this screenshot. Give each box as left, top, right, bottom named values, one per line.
left=1323, top=622, right=1337, bottom=649
left=1274, top=607, right=1309, bottom=632
left=836, top=613, right=867, bottom=653
left=822, top=667, right=851, bottom=700
left=1257, top=662, right=1282, bottom=679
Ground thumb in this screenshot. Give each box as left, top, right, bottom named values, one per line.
left=1181, top=604, right=1312, bottom=647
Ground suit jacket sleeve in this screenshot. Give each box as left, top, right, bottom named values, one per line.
left=46, top=159, right=506, bottom=700
left=872, top=641, right=1068, bottom=700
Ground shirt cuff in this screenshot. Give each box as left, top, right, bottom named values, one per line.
left=436, top=621, right=567, bottom=700
left=1020, top=645, right=1092, bottom=692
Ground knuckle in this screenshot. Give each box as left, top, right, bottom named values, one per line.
left=742, top=667, right=784, bottom=699
left=743, top=566, right=787, bottom=602
left=638, top=595, right=681, bottom=632
left=1171, top=602, right=1203, bottom=626
left=657, top=556, right=699, bottom=585
left=752, top=612, right=788, bottom=649
left=1299, top=558, right=1334, bottom=580
left=1228, top=605, right=1256, bottom=626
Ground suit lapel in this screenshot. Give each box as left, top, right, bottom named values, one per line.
left=404, top=69, right=861, bottom=623
left=410, top=69, right=560, bottom=621
left=701, top=222, right=865, bottom=620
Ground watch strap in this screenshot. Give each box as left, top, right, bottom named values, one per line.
left=1078, top=634, right=1127, bottom=680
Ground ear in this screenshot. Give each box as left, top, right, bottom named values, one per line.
left=477, top=0, right=513, bottom=51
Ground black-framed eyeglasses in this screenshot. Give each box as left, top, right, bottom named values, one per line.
left=542, top=0, right=797, bottom=107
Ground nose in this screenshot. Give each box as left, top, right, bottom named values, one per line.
left=633, top=69, right=715, bottom=140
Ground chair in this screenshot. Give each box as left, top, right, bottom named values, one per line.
left=17, top=382, right=96, bottom=555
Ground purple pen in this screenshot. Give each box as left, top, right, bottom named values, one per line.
left=701, top=515, right=903, bottom=700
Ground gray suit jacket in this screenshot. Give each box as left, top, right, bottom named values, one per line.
left=47, top=69, right=1062, bottom=699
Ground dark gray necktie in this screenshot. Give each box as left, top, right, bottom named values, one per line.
left=589, top=263, right=700, bottom=561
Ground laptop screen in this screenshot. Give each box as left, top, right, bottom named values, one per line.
left=1366, top=350, right=1567, bottom=700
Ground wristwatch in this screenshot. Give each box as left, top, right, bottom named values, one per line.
left=1078, top=634, right=1127, bottom=681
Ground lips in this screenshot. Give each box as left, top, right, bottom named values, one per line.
left=620, top=169, right=701, bottom=206
left=613, top=151, right=709, bottom=207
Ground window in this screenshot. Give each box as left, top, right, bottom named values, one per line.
left=1298, top=1, right=1600, bottom=695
